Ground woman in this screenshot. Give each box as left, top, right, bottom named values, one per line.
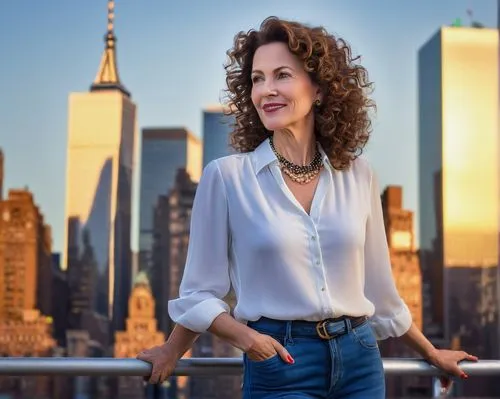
left=137, top=17, right=477, bottom=398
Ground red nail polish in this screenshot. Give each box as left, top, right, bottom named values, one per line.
left=287, top=355, right=294, bottom=364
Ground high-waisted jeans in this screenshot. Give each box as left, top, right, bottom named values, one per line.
left=243, top=317, right=385, bottom=398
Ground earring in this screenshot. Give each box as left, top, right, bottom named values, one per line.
left=314, top=99, right=321, bottom=107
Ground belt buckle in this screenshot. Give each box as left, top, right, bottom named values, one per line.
left=316, top=319, right=334, bottom=340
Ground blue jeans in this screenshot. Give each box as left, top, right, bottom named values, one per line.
left=243, top=317, right=385, bottom=398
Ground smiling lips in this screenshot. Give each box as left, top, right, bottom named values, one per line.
left=262, top=103, right=286, bottom=113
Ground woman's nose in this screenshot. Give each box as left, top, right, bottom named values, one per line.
left=264, top=82, right=278, bottom=96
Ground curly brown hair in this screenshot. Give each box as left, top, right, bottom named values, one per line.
left=223, top=16, right=375, bottom=170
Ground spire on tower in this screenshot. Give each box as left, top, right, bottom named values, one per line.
left=90, top=0, right=130, bottom=97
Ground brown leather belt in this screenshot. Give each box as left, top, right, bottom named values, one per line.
left=315, top=316, right=368, bottom=340
left=248, top=315, right=368, bottom=340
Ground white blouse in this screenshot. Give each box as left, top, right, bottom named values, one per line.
left=168, top=138, right=412, bottom=340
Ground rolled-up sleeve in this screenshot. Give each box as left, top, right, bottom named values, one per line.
left=167, top=160, right=231, bottom=333
left=364, top=170, right=412, bottom=340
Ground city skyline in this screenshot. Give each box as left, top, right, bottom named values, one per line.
left=0, top=3, right=498, bottom=395
left=0, top=0, right=497, bottom=253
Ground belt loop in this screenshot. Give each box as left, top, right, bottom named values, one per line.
left=284, top=321, right=294, bottom=346
left=345, top=318, right=353, bottom=333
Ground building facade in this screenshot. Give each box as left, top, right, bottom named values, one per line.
left=138, top=128, right=201, bottom=274
left=202, top=106, right=235, bottom=168
left=0, top=190, right=53, bottom=320
left=51, top=254, right=69, bottom=347
left=0, top=188, right=57, bottom=398
left=379, top=186, right=427, bottom=397
left=63, top=0, right=135, bottom=338
left=151, top=168, right=197, bottom=336
left=418, top=25, right=499, bottom=397
left=381, top=186, right=422, bottom=331
left=114, top=272, right=166, bottom=399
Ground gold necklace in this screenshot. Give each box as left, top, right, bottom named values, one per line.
left=269, top=136, right=323, bottom=184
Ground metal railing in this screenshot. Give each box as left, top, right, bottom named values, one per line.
left=0, top=358, right=498, bottom=398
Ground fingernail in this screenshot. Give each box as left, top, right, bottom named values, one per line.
left=286, top=355, right=295, bottom=364
left=461, top=373, right=468, bottom=380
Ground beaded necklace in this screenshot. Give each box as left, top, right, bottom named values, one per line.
left=269, top=136, right=323, bottom=184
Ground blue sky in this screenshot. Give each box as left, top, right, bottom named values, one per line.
left=0, top=0, right=497, bottom=253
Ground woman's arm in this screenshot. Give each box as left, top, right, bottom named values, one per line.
left=167, top=161, right=232, bottom=332
left=397, top=322, right=477, bottom=379
left=362, top=165, right=478, bottom=379
left=397, top=322, right=437, bottom=358
left=137, top=323, right=200, bottom=384
left=165, top=323, right=201, bottom=357
left=208, top=312, right=294, bottom=363
left=363, top=168, right=413, bottom=339
left=208, top=312, right=258, bottom=352
left=138, top=161, right=232, bottom=384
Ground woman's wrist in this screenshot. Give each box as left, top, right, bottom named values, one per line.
left=233, top=328, right=260, bottom=353
left=399, top=323, right=439, bottom=362
left=161, top=341, right=185, bottom=359
left=423, top=346, right=440, bottom=363
left=164, top=323, right=200, bottom=359
left=208, top=312, right=260, bottom=353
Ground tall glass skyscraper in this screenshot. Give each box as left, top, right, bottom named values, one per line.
left=202, top=106, right=235, bottom=167
left=63, top=0, right=135, bottom=337
left=138, top=128, right=201, bottom=273
left=418, top=25, right=499, bottom=373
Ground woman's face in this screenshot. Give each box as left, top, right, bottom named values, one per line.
left=251, top=42, right=320, bottom=132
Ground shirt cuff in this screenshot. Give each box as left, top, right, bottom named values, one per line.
left=369, top=303, right=413, bottom=340
left=168, top=297, right=230, bottom=333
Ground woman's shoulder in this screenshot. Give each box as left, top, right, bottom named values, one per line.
left=344, top=155, right=374, bottom=182
left=204, top=152, right=252, bottom=179
left=209, top=152, right=250, bottom=169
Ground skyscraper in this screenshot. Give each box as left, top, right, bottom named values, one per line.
left=151, top=168, right=197, bottom=335
left=418, top=26, right=499, bottom=394
left=0, top=189, right=53, bottom=321
left=138, top=128, right=201, bottom=273
left=63, top=0, right=136, bottom=335
left=0, top=190, right=56, bottom=397
left=202, top=106, right=235, bottom=167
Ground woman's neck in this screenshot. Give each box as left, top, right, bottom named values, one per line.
left=272, top=128, right=316, bottom=166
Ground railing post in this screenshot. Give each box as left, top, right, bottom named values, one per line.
left=432, top=376, right=454, bottom=397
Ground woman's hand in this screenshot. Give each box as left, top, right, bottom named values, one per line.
left=207, top=312, right=295, bottom=364
left=137, top=343, right=181, bottom=384
left=426, top=349, right=478, bottom=379
left=245, top=332, right=294, bottom=364
left=398, top=323, right=478, bottom=380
